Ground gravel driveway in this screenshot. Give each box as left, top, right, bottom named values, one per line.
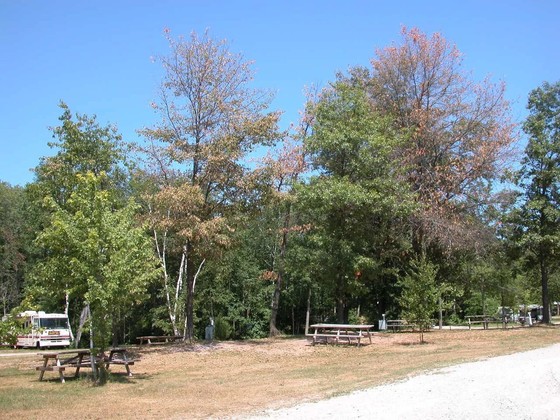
left=252, top=343, right=560, bottom=419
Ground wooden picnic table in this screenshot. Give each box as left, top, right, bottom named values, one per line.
left=386, top=319, right=415, bottom=332
left=466, top=315, right=510, bottom=330
left=36, top=348, right=90, bottom=383
left=307, top=323, right=374, bottom=346
left=103, top=348, right=134, bottom=376
left=137, top=335, right=183, bottom=345
left=36, top=348, right=134, bottom=382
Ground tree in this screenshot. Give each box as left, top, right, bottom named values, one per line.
left=515, top=81, right=560, bottom=324
left=298, top=80, right=413, bottom=323
left=364, top=27, right=515, bottom=254
left=398, top=257, right=439, bottom=343
left=139, top=29, right=280, bottom=340
left=0, top=182, right=26, bottom=316
left=255, top=136, right=307, bottom=336
left=25, top=103, right=129, bottom=313
left=30, top=101, right=128, bottom=209
left=33, top=172, right=159, bottom=351
left=25, top=104, right=157, bottom=356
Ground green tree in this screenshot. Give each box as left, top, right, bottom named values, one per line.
left=196, top=221, right=274, bottom=339
left=515, top=81, right=560, bottom=324
left=33, top=172, right=159, bottom=351
left=30, top=101, right=128, bottom=209
left=25, top=103, right=130, bottom=315
left=0, top=183, right=26, bottom=316
left=255, top=138, right=307, bottom=336
left=139, top=29, right=280, bottom=340
left=298, top=80, right=413, bottom=323
left=398, top=257, right=439, bottom=343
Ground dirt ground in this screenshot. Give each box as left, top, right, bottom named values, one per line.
left=1, top=326, right=559, bottom=419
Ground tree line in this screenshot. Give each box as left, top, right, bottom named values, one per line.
left=1, top=27, right=559, bottom=348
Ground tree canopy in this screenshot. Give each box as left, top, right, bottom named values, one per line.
left=514, top=81, right=560, bottom=323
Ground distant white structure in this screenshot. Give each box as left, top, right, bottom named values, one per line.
left=16, top=311, right=73, bottom=349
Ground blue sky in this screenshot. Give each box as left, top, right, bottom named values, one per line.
left=1, top=0, right=559, bottom=186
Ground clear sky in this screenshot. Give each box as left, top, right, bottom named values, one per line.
left=1, top=0, right=559, bottom=186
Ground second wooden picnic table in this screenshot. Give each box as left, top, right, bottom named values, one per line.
left=307, top=323, right=374, bottom=346
left=36, top=348, right=134, bottom=382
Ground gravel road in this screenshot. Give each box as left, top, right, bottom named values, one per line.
left=252, top=343, right=560, bottom=419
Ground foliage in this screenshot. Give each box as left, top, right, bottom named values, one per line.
left=398, top=257, right=439, bottom=343
left=297, top=79, right=413, bottom=322
left=138, top=29, right=281, bottom=340
left=255, top=136, right=307, bottom=336
left=514, top=81, right=560, bottom=323
left=195, top=218, right=274, bottom=339
left=365, top=27, right=515, bottom=254
left=30, top=101, right=128, bottom=208
left=213, top=317, right=232, bottom=340
left=32, top=172, right=159, bottom=350
left=0, top=313, right=24, bottom=346
left=25, top=103, right=131, bottom=316
left=0, top=183, right=26, bottom=316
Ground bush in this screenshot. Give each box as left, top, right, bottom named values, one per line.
left=214, top=317, right=232, bottom=340
left=0, top=317, right=21, bottom=347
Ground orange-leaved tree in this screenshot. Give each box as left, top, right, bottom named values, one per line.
left=366, top=27, right=516, bottom=254
left=139, top=29, right=280, bottom=341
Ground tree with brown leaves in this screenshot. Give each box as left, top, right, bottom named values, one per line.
left=139, top=30, right=280, bottom=341
left=365, top=27, right=515, bottom=254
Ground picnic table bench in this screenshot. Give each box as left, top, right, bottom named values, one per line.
left=137, top=335, right=183, bottom=345
left=306, top=324, right=374, bottom=346
left=36, top=348, right=134, bottom=382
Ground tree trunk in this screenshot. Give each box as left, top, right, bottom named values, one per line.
left=269, top=207, right=291, bottom=337
left=154, top=225, right=182, bottom=336
left=185, top=270, right=195, bottom=342
left=184, top=239, right=195, bottom=342
left=269, top=279, right=282, bottom=337
left=184, top=249, right=205, bottom=342
left=335, top=272, right=347, bottom=324
left=438, top=295, right=443, bottom=330
left=305, top=288, right=311, bottom=336
left=540, top=254, right=551, bottom=324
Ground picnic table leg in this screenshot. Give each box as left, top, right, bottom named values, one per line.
left=105, top=351, right=113, bottom=371
left=119, top=352, right=133, bottom=376
left=38, top=357, right=49, bottom=382
left=57, top=358, right=65, bottom=383
left=125, top=361, right=132, bottom=377
left=75, top=353, right=84, bottom=378
left=107, top=350, right=133, bottom=376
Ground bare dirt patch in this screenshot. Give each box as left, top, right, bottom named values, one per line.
left=0, top=326, right=559, bottom=419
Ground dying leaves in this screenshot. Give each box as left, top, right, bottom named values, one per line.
left=368, top=27, right=516, bottom=251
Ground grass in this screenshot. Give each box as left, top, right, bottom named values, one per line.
left=0, top=325, right=559, bottom=418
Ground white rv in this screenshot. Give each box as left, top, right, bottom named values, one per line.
left=16, top=311, right=73, bottom=349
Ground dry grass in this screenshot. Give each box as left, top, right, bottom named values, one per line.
left=1, top=325, right=559, bottom=419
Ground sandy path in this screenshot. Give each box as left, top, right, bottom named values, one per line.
left=250, top=343, right=560, bottom=419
